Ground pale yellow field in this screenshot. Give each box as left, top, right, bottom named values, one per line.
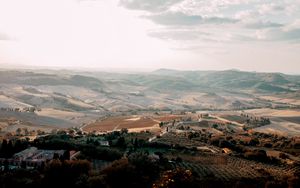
left=14, top=86, right=49, bottom=98
left=259, top=96, right=300, bottom=105
left=67, top=98, right=94, bottom=109
left=36, top=108, right=84, bottom=119
left=83, top=115, right=159, bottom=132
left=0, top=94, right=32, bottom=108
left=243, top=108, right=300, bottom=136
left=83, top=114, right=184, bottom=133
left=243, top=108, right=300, bottom=117
left=253, top=122, right=300, bottom=137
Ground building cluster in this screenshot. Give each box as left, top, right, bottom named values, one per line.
left=0, top=107, right=38, bottom=113
left=0, top=147, right=74, bottom=170
left=13, top=147, right=64, bottom=161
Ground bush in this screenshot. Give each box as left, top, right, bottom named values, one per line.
left=244, top=150, right=268, bottom=162
left=44, top=160, right=91, bottom=187
left=101, top=155, right=158, bottom=188
left=81, top=146, right=123, bottom=161
left=249, top=138, right=260, bottom=146
left=219, top=140, right=234, bottom=149
left=264, top=143, right=273, bottom=148
left=153, top=168, right=197, bottom=188
left=279, top=152, right=289, bottom=160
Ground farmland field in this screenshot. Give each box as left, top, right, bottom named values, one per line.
left=240, top=108, right=300, bottom=136
left=83, top=115, right=159, bottom=132
left=219, top=115, right=247, bottom=124
left=170, top=154, right=299, bottom=181
left=83, top=114, right=188, bottom=133
left=278, top=116, right=300, bottom=124
left=243, top=108, right=300, bottom=117
left=153, top=114, right=185, bottom=122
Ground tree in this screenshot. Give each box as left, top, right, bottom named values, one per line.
left=23, top=128, right=29, bottom=136
left=128, top=152, right=159, bottom=178
left=13, top=139, right=28, bottom=153
left=244, top=150, right=268, bottom=162
left=7, top=140, right=13, bottom=157
left=1, top=139, right=8, bottom=149
left=62, top=150, right=70, bottom=160
left=134, top=138, right=138, bottom=149
left=101, top=158, right=135, bottom=188
left=0, top=139, right=8, bottom=157
left=4, top=159, right=9, bottom=171
left=249, top=138, right=260, bottom=146
left=279, top=152, right=289, bottom=160
left=44, top=160, right=91, bottom=187
left=21, top=160, right=27, bottom=169
left=212, top=124, right=218, bottom=129
left=53, top=153, right=60, bottom=160
left=116, top=137, right=126, bottom=148
left=120, top=128, right=128, bottom=135
left=68, top=129, right=75, bottom=135
left=159, top=122, right=164, bottom=127
left=153, top=168, right=196, bottom=188
left=87, top=175, right=106, bottom=188
left=16, top=128, right=22, bottom=136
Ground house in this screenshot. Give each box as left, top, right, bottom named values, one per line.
left=99, top=140, right=110, bottom=146
left=13, top=147, right=65, bottom=161
left=0, top=147, right=67, bottom=169
left=222, top=148, right=233, bottom=155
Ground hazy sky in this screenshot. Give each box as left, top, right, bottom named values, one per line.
left=0, top=0, right=300, bottom=73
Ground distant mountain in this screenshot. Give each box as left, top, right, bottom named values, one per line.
left=150, top=69, right=300, bottom=92
left=261, top=73, right=290, bottom=84
left=0, top=69, right=299, bottom=111
left=151, top=68, right=182, bottom=76
left=0, top=71, right=106, bottom=89
left=70, top=75, right=106, bottom=89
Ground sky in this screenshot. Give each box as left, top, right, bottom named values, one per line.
left=0, top=0, right=300, bottom=73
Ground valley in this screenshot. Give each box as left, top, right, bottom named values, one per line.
left=0, top=68, right=299, bottom=136
left=0, top=68, right=299, bottom=187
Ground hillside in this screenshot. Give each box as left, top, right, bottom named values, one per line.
left=0, top=69, right=299, bottom=113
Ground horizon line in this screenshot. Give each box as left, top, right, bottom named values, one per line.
left=0, top=63, right=299, bottom=75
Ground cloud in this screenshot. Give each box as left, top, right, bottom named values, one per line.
left=234, top=9, right=286, bottom=30
left=283, top=19, right=300, bottom=32
left=229, top=23, right=300, bottom=43
left=145, top=11, right=238, bottom=26
left=120, top=0, right=255, bottom=14
left=170, top=0, right=255, bottom=15
left=252, top=19, right=300, bottom=42
left=244, top=21, right=284, bottom=29
left=268, top=28, right=300, bottom=42
left=119, top=0, right=183, bottom=12
left=258, top=3, right=286, bottom=15
left=281, top=28, right=300, bottom=41
left=148, top=29, right=209, bottom=40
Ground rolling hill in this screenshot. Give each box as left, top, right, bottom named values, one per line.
left=0, top=69, right=299, bottom=112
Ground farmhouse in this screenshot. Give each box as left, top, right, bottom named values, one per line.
left=0, top=147, right=67, bottom=169
left=222, top=148, right=233, bottom=155
left=99, top=140, right=110, bottom=146
left=13, top=147, right=65, bottom=161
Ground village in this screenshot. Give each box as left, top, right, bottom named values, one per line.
left=0, top=111, right=299, bottom=173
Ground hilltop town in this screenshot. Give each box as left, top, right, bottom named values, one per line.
left=0, top=69, right=299, bottom=187
left=0, top=110, right=299, bottom=187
